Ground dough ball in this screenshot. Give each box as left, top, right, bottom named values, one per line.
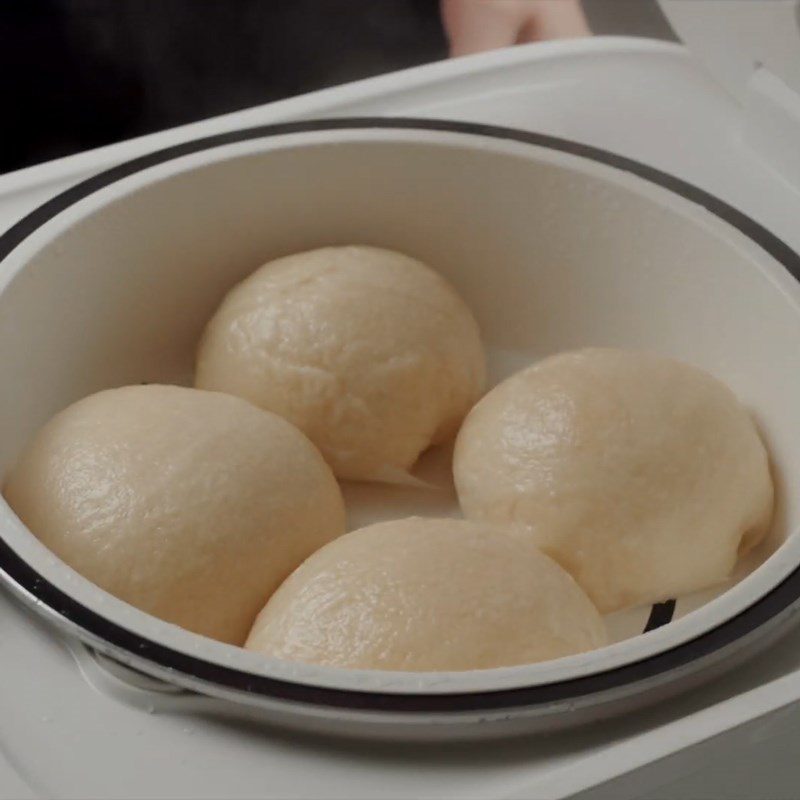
left=4, top=385, right=345, bottom=644
left=195, top=246, right=485, bottom=482
left=245, top=517, right=607, bottom=671
left=453, top=348, right=774, bottom=612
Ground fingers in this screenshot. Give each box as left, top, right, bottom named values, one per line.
left=442, top=0, right=591, bottom=57
left=441, top=0, right=532, bottom=56
left=522, top=0, right=591, bottom=41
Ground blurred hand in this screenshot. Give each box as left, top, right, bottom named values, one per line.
left=442, top=0, right=590, bottom=57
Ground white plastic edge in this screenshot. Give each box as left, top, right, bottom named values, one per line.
left=658, top=0, right=800, bottom=102
left=0, top=37, right=683, bottom=197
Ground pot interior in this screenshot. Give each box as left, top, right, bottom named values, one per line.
left=0, top=125, right=797, bottom=693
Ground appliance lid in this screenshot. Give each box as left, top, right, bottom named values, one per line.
left=658, top=0, right=800, bottom=102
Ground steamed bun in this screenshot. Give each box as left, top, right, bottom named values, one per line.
left=195, top=246, right=485, bottom=482
left=245, top=517, right=607, bottom=671
left=3, top=385, right=345, bottom=644
left=453, top=349, right=774, bottom=612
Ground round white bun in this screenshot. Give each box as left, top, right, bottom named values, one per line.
left=453, top=348, right=774, bottom=612
left=195, top=246, right=485, bottom=482
left=245, top=516, right=607, bottom=671
left=4, top=384, right=345, bottom=644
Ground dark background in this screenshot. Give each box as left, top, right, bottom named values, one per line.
left=1, top=1, right=674, bottom=174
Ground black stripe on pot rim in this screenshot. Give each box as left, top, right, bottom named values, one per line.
left=0, top=117, right=798, bottom=715
left=644, top=600, right=677, bottom=633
